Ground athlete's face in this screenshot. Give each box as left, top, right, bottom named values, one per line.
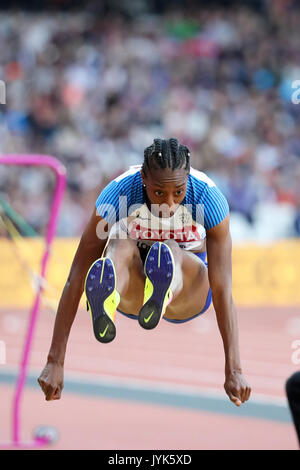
left=141, top=168, right=188, bottom=217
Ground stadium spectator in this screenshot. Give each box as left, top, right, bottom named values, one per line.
left=0, top=2, right=300, bottom=238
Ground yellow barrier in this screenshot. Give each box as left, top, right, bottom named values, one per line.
left=0, top=238, right=300, bottom=309
left=0, top=238, right=79, bottom=310
left=232, top=240, right=300, bottom=305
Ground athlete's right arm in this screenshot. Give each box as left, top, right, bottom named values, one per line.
left=38, top=208, right=111, bottom=400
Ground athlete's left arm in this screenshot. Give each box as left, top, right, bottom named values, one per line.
left=206, top=213, right=251, bottom=406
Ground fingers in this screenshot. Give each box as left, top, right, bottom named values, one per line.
left=240, top=385, right=251, bottom=403
left=37, top=377, right=62, bottom=401
left=228, top=394, right=242, bottom=406
left=228, top=386, right=251, bottom=406
left=45, top=384, right=56, bottom=401
left=45, top=384, right=62, bottom=401
left=244, top=386, right=251, bottom=402
left=37, top=377, right=47, bottom=396
left=52, top=388, right=62, bottom=400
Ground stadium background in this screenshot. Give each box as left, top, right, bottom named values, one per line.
left=0, top=0, right=300, bottom=450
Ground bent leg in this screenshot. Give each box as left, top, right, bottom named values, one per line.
left=103, top=237, right=145, bottom=315
left=102, top=237, right=211, bottom=322
left=162, top=240, right=211, bottom=321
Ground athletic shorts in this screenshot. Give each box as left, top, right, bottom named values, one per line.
left=117, top=243, right=213, bottom=324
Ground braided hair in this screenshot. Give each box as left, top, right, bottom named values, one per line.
left=142, top=138, right=190, bottom=176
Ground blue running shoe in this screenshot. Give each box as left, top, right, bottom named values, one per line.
left=138, top=242, right=174, bottom=330
left=84, top=258, right=120, bottom=343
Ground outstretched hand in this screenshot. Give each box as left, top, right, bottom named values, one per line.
left=224, top=371, right=251, bottom=406
left=38, top=362, right=64, bottom=401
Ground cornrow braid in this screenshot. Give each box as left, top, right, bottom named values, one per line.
left=142, top=137, right=190, bottom=176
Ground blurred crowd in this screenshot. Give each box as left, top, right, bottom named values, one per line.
left=1, top=1, right=300, bottom=239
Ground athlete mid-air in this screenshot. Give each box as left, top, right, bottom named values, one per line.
left=38, top=137, right=251, bottom=407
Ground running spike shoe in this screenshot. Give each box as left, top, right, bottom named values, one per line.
left=138, top=242, right=174, bottom=330
left=85, top=258, right=120, bottom=343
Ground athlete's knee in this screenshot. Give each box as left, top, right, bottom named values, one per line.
left=106, top=237, right=139, bottom=262
left=163, top=239, right=182, bottom=255
left=163, top=239, right=184, bottom=271
left=160, top=240, right=183, bottom=295
left=164, top=238, right=178, bottom=247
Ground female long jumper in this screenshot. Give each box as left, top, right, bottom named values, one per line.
left=38, top=138, right=251, bottom=407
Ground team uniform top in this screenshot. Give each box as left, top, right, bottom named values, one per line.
left=95, top=165, right=229, bottom=252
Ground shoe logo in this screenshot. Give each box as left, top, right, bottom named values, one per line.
left=99, top=325, right=109, bottom=337
left=144, top=311, right=154, bottom=323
